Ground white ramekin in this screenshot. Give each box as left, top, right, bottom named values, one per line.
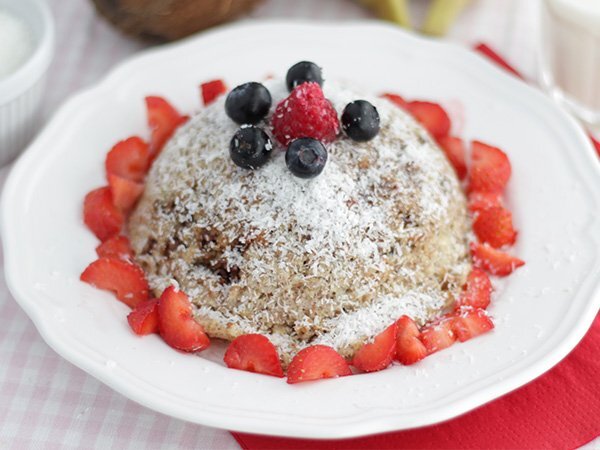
left=0, top=0, right=54, bottom=167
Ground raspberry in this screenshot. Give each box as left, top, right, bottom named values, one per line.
left=271, top=82, right=339, bottom=146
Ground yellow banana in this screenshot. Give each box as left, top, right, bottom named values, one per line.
left=422, top=0, right=470, bottom=36
left=358, top=0, right=412, bottom=28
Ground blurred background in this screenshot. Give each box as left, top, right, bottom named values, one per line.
left=42, top=0, right=538, bottom=119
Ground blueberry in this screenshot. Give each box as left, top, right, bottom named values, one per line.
left=225, top=82, right=272, bottom=125
left=285, top=138, right=328, bottom=179
left=230, top=126, right=272, bottom=169
left=286, top=61, right=323, bottom=92
left=341, top=100, right=380, bottom=142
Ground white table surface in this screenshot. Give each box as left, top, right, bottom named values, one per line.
left=1, top=0, right=597, bottom=448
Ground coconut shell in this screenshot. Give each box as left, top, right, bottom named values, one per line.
left=91, top=0, right=264, bottom=41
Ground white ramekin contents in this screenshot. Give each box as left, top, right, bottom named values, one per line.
left=0, top=0, right=54, bottom=167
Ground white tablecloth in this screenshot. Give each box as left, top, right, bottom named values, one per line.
left=1, top=0, right=597, bottom=448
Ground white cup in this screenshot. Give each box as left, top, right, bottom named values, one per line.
left=539, top=0, right=600, bottom=132
left=0, top=0, right=54, bottom=167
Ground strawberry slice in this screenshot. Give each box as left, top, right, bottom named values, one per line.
left=95, top=235, right=134, bottom=260
left=80, top=257, right=150, bottom=308
left=145, top=96, right=186, bottom=157
left=352, top=323, right=397, bottom=372
left=592, top=135, right=600, bottom=157
left=471, top=242, right=525, bottom=276
left=83, top=187, right=123, bottom=241
left=224, top=334, right=284, bottom=377
left=406, top=101, right=451, bottom=139
left=456, top=268, right=492, bottom=310
left=419, top=318, right=456, bottom=355
left=157, top=286, right=210, bottom=352
left=468, top=191, right=501, bottom=214
left=201, top=79, right=227, bottom=106
left=108, top=173, right=144, bottom=213
left=472, top=205, right=517, bottom=248
left=395, top=315, right=428, bottom=365
left=287, top=345, right=352, bottom=384
left=468, top=140, right=511, bottom=194
left=437, top=135, right=467, bottom=180
left=127, top=299, right=159, bottom=335
left=450, top=308, right=495, bottom=342
left=381, top=93, right=408, bottom=109
left=105, top=136, right=150, bottom=183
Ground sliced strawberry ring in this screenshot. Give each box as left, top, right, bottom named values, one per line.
left=468, top=191, right=502, bottom=214
left=381, top=92, right=408, bottom=110
left=456, top=268, right=492, bottom=310
left=287, top=345, right=352, bottom=384
left=201, top=79, right=227, bottom=106
left=128, top=299, right=159, bottom=335
left=471, top=242, right=525, bottom=276
left=468, top=140, right=511, bottom=194
left=157, top=286, right=210, bottom=353
left=105, top=136, right=150, bottom=183
left=352, top=323, right=397, bottom=373
left=80, top=257, right=150, bottom=308
left=108, top=173, right=144, bottom=214
left=406, top=101, right=451, bottom=139
left=83, top=187, right=123, bottom=242
left=419, top=318, right=456, bottom=355
left=472, top=205, right=517, bottom=248
left=224, top=334, right=284, bottom=377
left=395, top=315, right=427, bottom=365
left=450, top=308, right=495, bottom=342
left=437, top=135, right=467, bottom=180
left=145, top=96, right=187, bottom=158
left=95, top=235, right=134, bottom=261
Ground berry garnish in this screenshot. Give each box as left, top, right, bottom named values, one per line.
left=107, top=173, right=144, bottom=214
left=472, top=205, right=517, bottom=248
left=128, top=299, right=159, bottom=335
left=352, top=323, right=397, bottom=373
left=80, top=257, right=150, bottom=309
left=419, top=318, right=456, bottom=355
left=406, top=101, right=451, bottom=139
left=223, top=334, right=284, bottom=377
left=230, top=126, right=273, bottom=169
left=95, top=235, right=134, bottom=261
left=285, top=138, right=328, bottom=179
left=157, top=286, right=210, bottom=352
left=287, top=345, right=352, bottom=384
left=468, top=140, right=511, bottom=194
left=341, top=100, right=380, bottom=142
left=145, top=96, right=187, bottom=157
left=201, top=79, right=227, bottom=106
left=471, top=242, right=525, bottom=276
left=271, top=82, right=339, bottom=146
left=382, top=92, right=408, bottom=110
left=285, top=61, right=323, bottom=92
left=449, top=308, right=494, bottom=342
left=468, top=191, right=502, bottom=214
left=83, top=187, right=123, bottom=241
left=225, top=82, right=272, bottom=125
left=105, top=136, right=150, bottom=183
left=437, top=136, right=467, bottom=180
left=395, top=315, right=427, bottom=365
left=456, top=268, right=492, bottom=310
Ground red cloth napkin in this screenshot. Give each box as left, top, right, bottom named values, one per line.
left=231, top=44, right=600, bottom=450
left=233, top=315, right=600, bottom=449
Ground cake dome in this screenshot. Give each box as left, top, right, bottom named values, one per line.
left=128, top=79, right=471, bottom=364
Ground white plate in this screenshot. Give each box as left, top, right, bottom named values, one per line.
left=2, top=22, right=600, bottom=439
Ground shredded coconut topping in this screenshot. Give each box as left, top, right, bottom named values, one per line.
left=128, top=79, right=471, bottom=363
